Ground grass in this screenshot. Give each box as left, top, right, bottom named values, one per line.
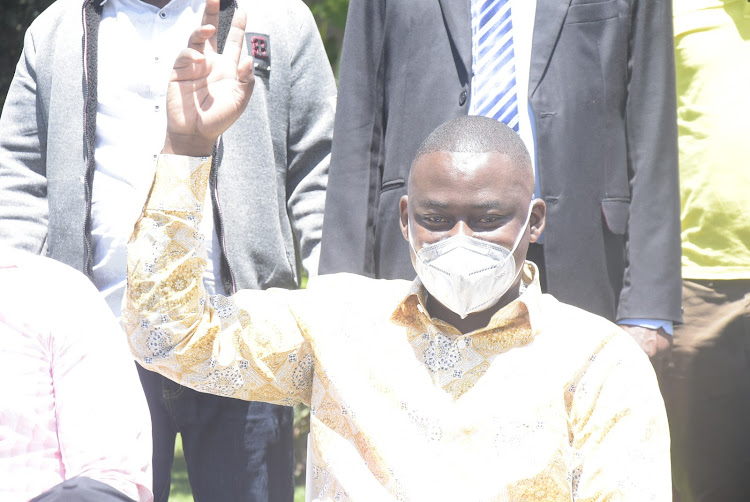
left=168, top=433, right=307, bottom=502
left=167, top=435, right=193, bottom=502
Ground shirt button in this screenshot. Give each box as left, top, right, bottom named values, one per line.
left=459, top=90, right=467, bottom=106
left=159, top=11, right=167, bottom=19
left=154, top=105, right=160, bottom=111
left=154, top=56, right=159, bottom=62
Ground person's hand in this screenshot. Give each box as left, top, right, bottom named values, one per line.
left=619, top=324, right=672, bottom=369
left=163, top=0, right=254, bottom=157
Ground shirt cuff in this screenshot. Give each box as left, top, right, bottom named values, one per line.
left=146, top=154, right=213, bottom=213
left=618, top=318, right=674, bottom=336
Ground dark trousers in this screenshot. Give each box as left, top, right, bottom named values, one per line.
left=31, top=477, right=134, bottom=502
left=661, top=279, right=750, bottom=502
left=137, top=365, right=294, bottom=502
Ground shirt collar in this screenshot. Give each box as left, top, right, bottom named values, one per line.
left=391, top=261, right=543, bottom=343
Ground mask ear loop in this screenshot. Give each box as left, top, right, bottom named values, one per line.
left=503, top=200, right=535, bottom=285
left=407, top=221, right=421, bottom=260
left=509, top=200, right=535, bottom=254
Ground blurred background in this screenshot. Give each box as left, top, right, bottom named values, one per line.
left=0, top=0, right=349, bottom=108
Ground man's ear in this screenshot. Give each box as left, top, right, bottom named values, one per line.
left=528, top=199, right=546, bottom=243
left=399, top=195, right=410, bottom=242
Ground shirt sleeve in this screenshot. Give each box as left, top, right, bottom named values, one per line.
left=616, top=0, right=682, bottom=323
left=0, top=18, right=50, bottom=255
left=49, top=258, right=153, bottom=501
left=568, top=332, right=671, bottom=500
left=123, top=155, right=315, bottom=406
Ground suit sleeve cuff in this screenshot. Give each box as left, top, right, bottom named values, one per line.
left=618, top=318, right=674, bottom=336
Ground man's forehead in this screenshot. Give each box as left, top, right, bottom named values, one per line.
left=414, top=150, right=508, bottom=170
left=409, top=150, right=530, bottom=199
left=445, top=151, right=502, bottom=170
left=411, top=150, right=524, bottom=181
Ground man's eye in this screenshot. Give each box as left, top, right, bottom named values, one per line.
left=423, top=215, right=446, bottom=223
left=477, top=215, right=503, bottom=224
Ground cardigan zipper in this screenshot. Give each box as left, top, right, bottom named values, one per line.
left=210, top=0, right=240, bottom=295
left=81, top=0, right=95, bottom=279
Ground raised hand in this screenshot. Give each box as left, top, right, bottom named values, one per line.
left=163, top=0, right=254, bottom=157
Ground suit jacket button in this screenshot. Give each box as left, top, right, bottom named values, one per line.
left=459, top=90, right=467, bottom=106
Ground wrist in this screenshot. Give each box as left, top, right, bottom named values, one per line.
left=163, top=132, right=217, bottom=157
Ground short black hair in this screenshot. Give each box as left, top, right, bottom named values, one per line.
left=412, top=116, right=532, bottom=176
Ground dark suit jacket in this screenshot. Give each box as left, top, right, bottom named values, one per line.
left=320, top=0, right=682, bottom=323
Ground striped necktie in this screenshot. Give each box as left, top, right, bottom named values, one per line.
left=469, top=0, right=520, bottom=132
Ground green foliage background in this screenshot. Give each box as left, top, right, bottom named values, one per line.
left=0, top=0, right=348, bottom=109
left=0, top=0, right=52, bottom=110
left=0, top=0, right=348, bottom=499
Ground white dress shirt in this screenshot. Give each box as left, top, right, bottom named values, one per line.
left=92, top=0, right=224, bottom=318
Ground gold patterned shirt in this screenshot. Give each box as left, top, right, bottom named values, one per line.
left=124, top=155, right=671, bottom=502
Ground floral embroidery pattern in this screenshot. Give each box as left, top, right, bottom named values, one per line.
left=196, top=367, right=243, bottom=397
left=292, top=353, right=314, bottom=390
left=211, top=295, right=236, bottom=319
left=424, top=333, right=461, bottom=371
left=146, top=327, right=172, bottom=359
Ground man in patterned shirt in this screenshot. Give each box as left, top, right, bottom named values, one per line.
left=125, top=14, right=671, bottom=500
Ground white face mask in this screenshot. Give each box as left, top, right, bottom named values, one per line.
left=410, top=201, right=533, bottom=319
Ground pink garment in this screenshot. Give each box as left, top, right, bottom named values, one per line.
left=0, top=248, right=153, bottom=501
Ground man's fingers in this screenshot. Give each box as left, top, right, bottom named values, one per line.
left=187, top=25, right=216, bottom=54
left=234, top=57, right=255, bottom=108
left=171, top=48, right=208, bottom=82
left=237, top=56, right=254, bottom=84
left=223, top=8, right=248, bottom=66
left=201, top=0, right=221, bottom=52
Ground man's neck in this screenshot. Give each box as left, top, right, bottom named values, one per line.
left=141, top=0, right=171, bottom=8
left=426, top=281, right=523, bottom=335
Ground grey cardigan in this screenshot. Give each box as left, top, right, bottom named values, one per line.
left=0, top=0, right=336, bottom=292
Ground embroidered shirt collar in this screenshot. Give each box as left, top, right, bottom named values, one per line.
left=391, top=261, right=543, bottom=343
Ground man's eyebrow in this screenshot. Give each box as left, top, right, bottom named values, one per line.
left=419, top=199, right=450, bottom=209
left=470, top=201, right=508, bottom=210
left=417, top=199, right=512, bottom=210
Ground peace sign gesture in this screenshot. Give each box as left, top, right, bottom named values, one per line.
left=163, top=0, right=254, bottom=157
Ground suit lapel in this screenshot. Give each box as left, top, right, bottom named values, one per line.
left=438, top=0, right=472, bottom=85
left=528, top=0, right=572, bottom=97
